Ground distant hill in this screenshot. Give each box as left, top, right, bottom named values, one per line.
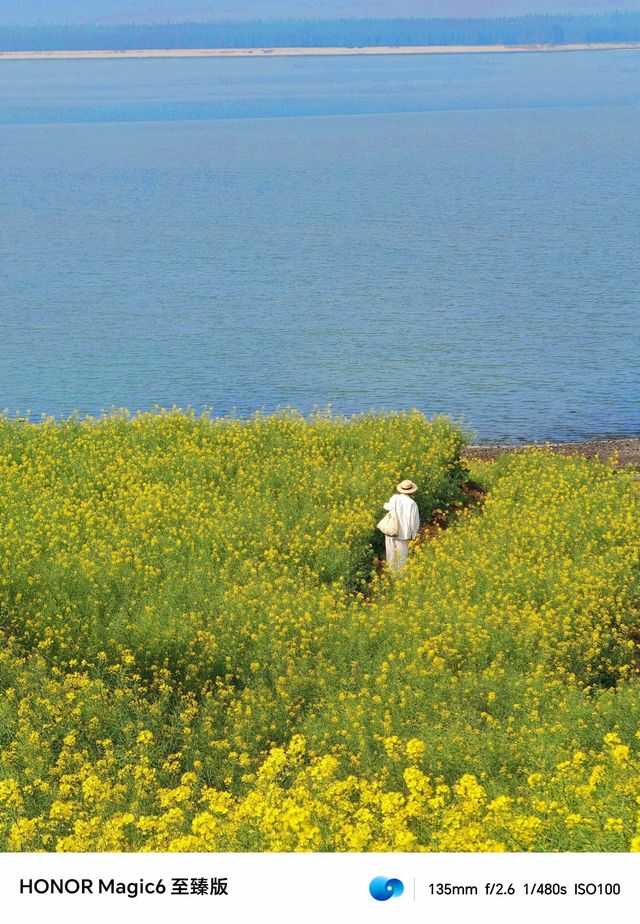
left=2, top=13, right=640, bottom=51
left=3, top=3, right=640, bottom=27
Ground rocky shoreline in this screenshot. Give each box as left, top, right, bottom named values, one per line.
left=466, top=436, right=640, bottom=467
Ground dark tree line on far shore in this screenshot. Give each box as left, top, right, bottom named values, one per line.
left=2, top=12, right=640, bottom=52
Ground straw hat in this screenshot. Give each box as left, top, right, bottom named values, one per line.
left=396, top=479, right=418, bottom=494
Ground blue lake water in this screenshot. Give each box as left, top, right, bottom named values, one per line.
left=1, top=52, right=639, bottom=441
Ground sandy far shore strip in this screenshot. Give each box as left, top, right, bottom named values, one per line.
left=466, top=436, right=640, bottom=467
left=1, top=42, right=640, bottom=61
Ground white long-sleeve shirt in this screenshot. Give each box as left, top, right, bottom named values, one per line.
left=383, top=493, right=420, bottom=541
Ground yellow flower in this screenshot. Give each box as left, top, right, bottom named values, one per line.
left=405, top=738, right=426, bottom=761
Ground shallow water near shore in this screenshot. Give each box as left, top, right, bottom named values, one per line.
left=1, top=51, right=639, bottom=441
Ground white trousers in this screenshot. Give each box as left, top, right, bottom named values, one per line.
left=385, top=536, right=410, bottom=571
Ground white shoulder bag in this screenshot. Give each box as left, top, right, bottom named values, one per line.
left=376, top=501, right=398, bottom=537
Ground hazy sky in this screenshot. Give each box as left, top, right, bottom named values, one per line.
left=1, top=0, right=640, bottom=25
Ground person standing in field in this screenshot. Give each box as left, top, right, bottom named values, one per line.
left=382, top=479, right=420, bottom=572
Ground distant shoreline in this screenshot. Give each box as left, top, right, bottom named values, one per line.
left=2, top=41, right=640, bottom=61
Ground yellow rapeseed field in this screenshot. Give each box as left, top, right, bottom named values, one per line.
left=0, top=409, right=639, bottom=852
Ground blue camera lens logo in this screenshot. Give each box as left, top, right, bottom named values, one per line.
left=369, top=877, right=404, bottom=901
